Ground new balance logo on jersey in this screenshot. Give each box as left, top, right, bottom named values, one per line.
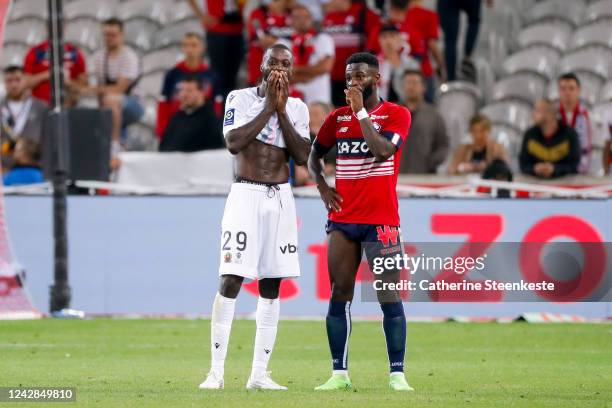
left=339, top=126, right=349, bottom=133
left=338, top=140, right=370, bottom=155
left=280, top=244, right=297, bottom=254
left=376, top=226, right=399, bottom=247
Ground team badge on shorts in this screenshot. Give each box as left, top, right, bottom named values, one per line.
left=224, top=252, right=232, bottom=263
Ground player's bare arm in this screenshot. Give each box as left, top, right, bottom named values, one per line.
left=308, top=146, right=343, bottom=212
left=276, top=72, right=311, bottom=165
left=345, top=64, right=397, bottom=161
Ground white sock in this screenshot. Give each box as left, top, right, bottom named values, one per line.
left=333, top=370, right=349, bottom=377
left=210, top=292, right=236, bottom=376
left=251, top=296, right=280, bottom=377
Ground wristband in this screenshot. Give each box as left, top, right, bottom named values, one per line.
left=356, top=108, right=369, bottom=121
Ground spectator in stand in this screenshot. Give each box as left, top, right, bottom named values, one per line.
left=520, top=99, right=580, bottom=179
left=3, top=138, right=44, bottom=186
left=293, top=101, right=334, bottom=186
left=23, top=29, right=87, bottom=107
left=156, top=32, right=220, bottom=139
left=437, top=0, right=492, bottom=82
left=1, top=66, right=49, bottom=159
left=88, top=18, right=144, bottom=160
left=246, top=0, right=294, bottom=87
left=187, top=0, right=245, bottom=100
left=557, top=73, right=592, bottom=174
left=367, top=0, right=427, bottom=95
left=299, top=0, right=331, bottom=22
left=376, top=24, right=420, bottom=102
left=399, top=69, right=449, bottom=173
left=406, top=0, right=445, bottom=102
left=604, top=117, right=611, bottom=175
left=323, top=0, right=380, bottom=107
left=288, top=4, right=335, bottom=105
left=448, top=113, right=508, bottom=174
left=159, top=76, right=223, bottom=153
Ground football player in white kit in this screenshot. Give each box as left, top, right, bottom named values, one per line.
left=199, top=44, right=311, bottom=391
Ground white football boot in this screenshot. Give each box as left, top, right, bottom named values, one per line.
left=246, top=371, right=287, bottom=390
left=198, top=370, right=224, bottom=390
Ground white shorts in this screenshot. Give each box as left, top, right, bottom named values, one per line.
left=218, top=182, right=301, bottom=280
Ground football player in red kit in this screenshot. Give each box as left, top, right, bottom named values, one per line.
left=308, top=52, right=413, bottom=391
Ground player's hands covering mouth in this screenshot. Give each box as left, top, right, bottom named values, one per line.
left=345, top=85, right=364, bottom=113
left=266, top=70, right=289, bottom=114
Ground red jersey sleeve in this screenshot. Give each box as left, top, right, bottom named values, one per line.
left=426, top=12, right=440, bottom=40
left=313, top=110, right=338, bottom=154
left=381, top=105, right=411, bottom=149
left=23, top=47, right=36, bottom=74
left=72, top=47, right=86, bottom=78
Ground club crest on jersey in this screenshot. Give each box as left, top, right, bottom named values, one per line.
left=224, top=252, right=232, bottom=263
left=224, top=108, right=235, bottom=126
left=337, top=115, right=352, bottom=122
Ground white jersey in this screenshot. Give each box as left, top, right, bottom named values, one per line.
left=223, top=87, right=310, bottom=149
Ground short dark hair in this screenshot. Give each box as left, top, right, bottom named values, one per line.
left=184, top=32, right=203, bottom=42
left=103, top=17, right=124, bottom=32
left=558, top=72, right=580, bottom=87
left=470, top=113, right=491, bottom=129
left=3, top=65, right=23, bottom=75
left=402, top=69, right=425, bottom=83
left=390, top=0, right=410, bottom=10
left=15, top=138, right=42, bottom=163
left=180, top=74, right=203, bottom=90
left=378, top=24, right=399, bottom=35
left=268, top=43, right=291, bottom=53
left=346, top=52, right=379, bottom=69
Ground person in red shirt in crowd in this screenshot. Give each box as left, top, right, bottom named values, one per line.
left=406, top=0, right=446, bottom=102
left=322, top=0, right=380, bottom=107
left=23, top=37, right=88, bottom=107
left=188, top=0, right=246, bottom=99
left=246, top=0, right=294, bottom=87
left=156, top=32, right=220, bottom=139
left=366, top=0, right=427, bottom=95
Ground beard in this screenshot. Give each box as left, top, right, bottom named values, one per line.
left=362, top=83, right=374, bottom=101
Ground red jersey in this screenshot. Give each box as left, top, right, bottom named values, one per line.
left=23, top=41, right=86, bottom=104
left=367, top=19, right=426, bottom=69
left=405, top=6, right=439, bottom=77
left=314, top=101, right=411, bottom=226
left=322, top=4, right=381, bottom=81
left=247, top=6, right=293, bottom=85
left=204, top=0, right=245, bottom=35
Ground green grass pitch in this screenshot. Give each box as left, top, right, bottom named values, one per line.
left=0, top=319, right=610, bottom=407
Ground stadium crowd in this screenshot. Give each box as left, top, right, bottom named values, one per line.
left=1, top=0, right=611, bottom=187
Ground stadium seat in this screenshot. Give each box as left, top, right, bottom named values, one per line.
left=473, top=30, right=508, bottom=76
left=600, top=80, right=612, bottom=102
left=136, top=72, right=165, bottom=100
left=8, top=0, right=48, bottom=21
left=527, top=0, right=585, bottom=27
left=558, top=48, right=612, bottom=81
left=569, top=22, right=612, bottom=51
left=3, top=19, right=46, bottom=47
left=474, top=57, right=496, bottom=103
left=168, top=1, right=197, bottom=24
left=64, top=0, right=119, bottom=21
left=491, top=73, right=547, bottom=105
left=502, top=46, right=560, bottom=81
left=125, top=123, right=157, bottom=152
left=142, top=48, right=183, bottom=75
left=438, top=82, right=482, bottom=150
left=547, top=73, right=603, bottom=107
left=584, top=0, right=612, bottom=23
left=0, top=44, right=29, bottom=69
left=65, top=19, right=102, bottom=52
left=591, top=102, right=612, bottom=147
left=517, top=22, right=572, bottom=52
left=118, top=0, right=172, bottom=25
left=481, top=101, right=533, bottom=133
left=124, top=20, right=159, bottom=52
left=153, top=20, right=204, bottom=50
left=480, top=4, right=522, bottom=51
